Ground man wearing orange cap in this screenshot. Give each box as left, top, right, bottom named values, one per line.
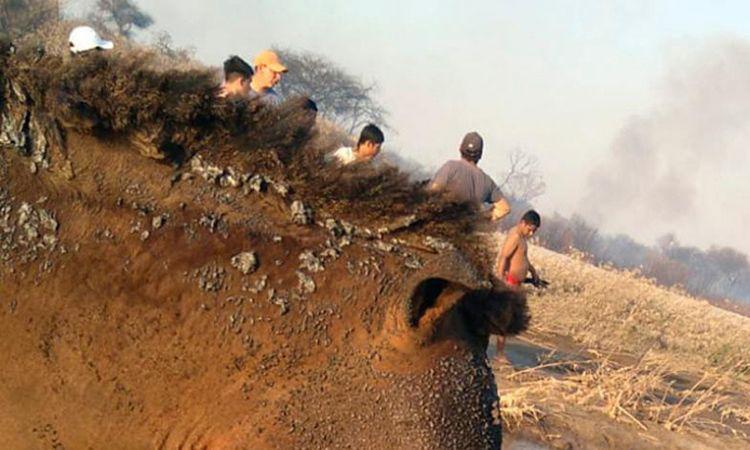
left=249, top=49, right=288, bottom=106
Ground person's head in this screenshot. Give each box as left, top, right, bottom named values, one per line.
left=252, top=50, right=287, bottom=91
left=222, top=55, right=253, bottom=96
left=68, top=26, right=113, bottom=55
left=459, top=131, right=483, bottom=163
left=519, top=210, right=541, bottom=237
left=355, top=124, right=385, bottom=160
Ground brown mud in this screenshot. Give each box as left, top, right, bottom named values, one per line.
left=0, top=46, right=531, bottom=449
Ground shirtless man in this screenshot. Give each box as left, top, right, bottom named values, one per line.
left=494, top=210, right=541, bottom=358
left=496, top=210, right=541, bottom=288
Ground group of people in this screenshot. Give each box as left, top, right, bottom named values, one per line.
left=331, top=123, right=543, bottom=295
left=428, top=131, right=542, bottom=290
left=425, top=131, right=542, bottom=357
left=333, top=125, right=542, bottom=356
left=68, top=26, right=542, bottom=353
left=218, top=51, right=387, bottom=167
left=214, top=41, right=544, bottom=318
left=68, top=25, right=288, bottom=107
left=218, top=50, right=287, bottom=106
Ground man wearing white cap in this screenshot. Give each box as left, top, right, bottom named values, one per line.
left=248, top=49, right=287, bottom=106
left=68, top=26, right=114, bottom=54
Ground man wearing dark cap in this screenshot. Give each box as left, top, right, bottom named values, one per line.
left=429, top=132, right=511, bottom=221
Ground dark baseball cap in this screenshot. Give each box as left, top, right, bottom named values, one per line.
left=459, top=131, right=483, bottom=160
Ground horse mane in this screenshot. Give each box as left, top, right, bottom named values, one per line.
left=1, top=41, right=492, bottom=274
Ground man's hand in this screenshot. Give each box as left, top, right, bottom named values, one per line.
left=490, top=198, right=511, bottom=221
left=524, top=276, right=550, bottom=288
left=528, top=265, right=543, bottom=288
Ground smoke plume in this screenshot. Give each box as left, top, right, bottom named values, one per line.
left=581, top=38, right=750, bottom=253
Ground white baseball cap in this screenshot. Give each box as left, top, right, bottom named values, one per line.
left=68, top=26, right=114, bottom=54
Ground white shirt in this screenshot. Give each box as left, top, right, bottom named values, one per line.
left=331, top=146, right=358, bottom=165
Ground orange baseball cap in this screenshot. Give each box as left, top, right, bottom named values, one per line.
left=253, top=50, right=288, bottom=73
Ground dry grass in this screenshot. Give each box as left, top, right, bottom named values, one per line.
left=485, top=232, right=750, bottom=442
left=498, top=352, right=750, bottom=439
left=483, top=232, right=750, bottom=375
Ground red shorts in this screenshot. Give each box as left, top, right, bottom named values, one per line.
left=505, top=273, right=521, bottom=287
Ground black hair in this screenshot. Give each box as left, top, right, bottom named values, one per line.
left=223, top=55, right=253, bottom=82
left=357, top=123, right=384, bottom=146
left=521, top=210, right=541, bottom=227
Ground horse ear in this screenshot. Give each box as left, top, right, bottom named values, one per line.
left=407, top=277, right=468, bottom=332
left=459, top=286, right=529, bottom=337
left=386, top=276, right=530, bottom=348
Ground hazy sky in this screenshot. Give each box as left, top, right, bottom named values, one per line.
left=75, top=1, right=750, bottom=254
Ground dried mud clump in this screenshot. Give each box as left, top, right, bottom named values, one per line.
left=195, top=263, right=226, bottom=292
left=299, top=250, right=325, bottom=273
left=231, top=251, right=259, bottom=275
left=290, top=200, right=314, bottom=225
left=0, top=191, right=60, bottom=264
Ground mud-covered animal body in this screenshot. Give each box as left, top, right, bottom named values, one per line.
left=0, top=48, right=528, bottom=449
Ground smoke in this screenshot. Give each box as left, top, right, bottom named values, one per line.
left=581, top=38, right=750, bottom=253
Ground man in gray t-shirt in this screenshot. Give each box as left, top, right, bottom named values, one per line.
left=430, top=131, right=511, bottom=221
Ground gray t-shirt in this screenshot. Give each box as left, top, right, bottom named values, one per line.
left=431, top=159, right=504, bottom=205
left=248, top=87, right=282, bottom=106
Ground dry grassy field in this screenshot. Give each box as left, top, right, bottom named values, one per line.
left=483, top=233, right=750, bottom=449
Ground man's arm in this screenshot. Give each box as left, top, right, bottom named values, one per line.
left=495, top=231, right=519, bottom=276
left=490, top=197, right=511, bottom=221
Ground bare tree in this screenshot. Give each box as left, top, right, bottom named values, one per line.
left=151, top=30, right=194, bottom=62
left=0, top=0, right=60, bottom=40
left=93, top=0, right=152, bottom=38
left=272, top=47, right=388, bottom=134
left=497, top=149, right=546, bottom=202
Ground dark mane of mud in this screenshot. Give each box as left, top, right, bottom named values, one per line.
left=0, top=43, right=489, bottom=267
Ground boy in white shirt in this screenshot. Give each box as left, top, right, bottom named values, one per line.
left=332, top=124, right=384, bottom=165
